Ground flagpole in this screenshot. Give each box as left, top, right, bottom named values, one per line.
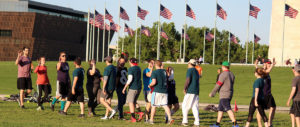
left=102, top=2, right=106, bottom=62
left=246, top=0, right=250, bottom=64
left=139, top=24, right=141, bottom=63
left=89, top=20, right=92, bottom=60
left=213, top=0, right=218, bottom=65
left=157, top=0, right=161, bottom=60
left=108, top=24, right=111, bottom=56
left=117, top=0, right=121, bottom=59
left=203, top=28, right=206, bottom=63
left=86, top=9, right=90, bottom=62
left=183, top=0, right=187, bottom=63
left=96, top=24, right=100, bottom=62
left=122, top=22, right=125, bottom=53
left=228, top=32, right=230, bottom=62
left=252, top=37, right=255, bottom=64
left=92, top=8, right=96, bottom=59
left=179, top=27, right=182, bottom=62
left=281, top=0, right=287, bottom=66
left=134, top=0, right=139, bottom=58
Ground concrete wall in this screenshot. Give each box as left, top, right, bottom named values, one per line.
left=0, top=0, right=28, bottom=12
left=269, top=0, right=300, bottom=65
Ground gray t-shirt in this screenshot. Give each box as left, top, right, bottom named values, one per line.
left=211, top=70, right=235, bottom=99
left=292, top=76, right=300, bottom=101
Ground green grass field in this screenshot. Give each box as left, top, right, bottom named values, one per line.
left=0, top=61, right=295, bottom=126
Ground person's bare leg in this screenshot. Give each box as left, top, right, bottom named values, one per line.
left=296, top=117, right=300, bottom=127
left=163, top=105, right=172, bottom=120
left=80, top=102, right=84, bottom=114
left=256, top=112, right=263, bottom=127
left=129, top=103, right=135, bottom=113
left=291, top=114, right=296, bottom=127
left=150, top=106, right=156, bottom=121
left=227, top=110, right=236, bottom=122
left=19, top=90, right=24, bottom=106
left=145, top=103, right=151, bottom=120
left=172, top=103, right=179, bottom=114
left=269, top=107, right=276, bottom=126
left=26, top=89, right=32, bottom=95
left=63, top=101, right=71, bottom=112
left=245, top=122, right=250, bottom=127
left=105, top=99, right=111, bottom=117
left=100, top=98, right=112, bottom=111
left=217, top=111, right=224, bottom=123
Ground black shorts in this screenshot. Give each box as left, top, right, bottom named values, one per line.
left=290, top=101, right=300, bottom=117
left=218, top=98, right=232, bottom=112
left=168, top=94, right=179, bottom=105
left=67, top=88, right=84, bottom=102
left=17, top=78, right=32, bottom=90
left=264, top=94, right=276, bottom=109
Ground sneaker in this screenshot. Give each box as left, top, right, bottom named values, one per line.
left=78, top=114, right=85, bottom=118
left=101, top=116, right=108, bottom=120
left=20, top=105, right=25, bottom=109
left=131, top=116, right=137, bottom=123
left=60, top=112, right=67, bottom=116
left=232, top=124, right=239, bottom=127
left=109, top=110, right=116, bottom=119
left=145, top=119, right=149, bottom=123
left=182, top=123, right=188, bottom=126
left=147, top=120, right=154, bottom=124
left=168, top=119, right=175, bottom=125
left=88, top=112, right=94, bottom=117
left=50, top=104, right=54, bottom=111
left=118, top=117, right=126, bottom=120
left=58, top=110, right=64, bottom=114
left=137, top=112, right=144, bottom=121
left=209, top=124, right=220, bottom=127
left=40, top=106, right=44, bottom=110
left=36, top=106, right=42, bottom=111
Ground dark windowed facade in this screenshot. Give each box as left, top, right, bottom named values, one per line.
left=0, top=30, right=12, bottom=37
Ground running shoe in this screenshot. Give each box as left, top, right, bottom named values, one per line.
left=109, top=109, right=116, bottom=119
left=78, top=114, right=85, bottom=118
left=137, top=112, right=144, bottom=121
left=36, top=106, right=42, bottom=111
left=232, top=124, right=239, bottom=127
left=210, top=124, right=220, bottom=127
left=182, top=123, right=188, bottom=126
left=168, top=119, right=175, bottom=125
left=130, top=116, right=137, bottom=123
left=101, top=116, right=108, bottom=120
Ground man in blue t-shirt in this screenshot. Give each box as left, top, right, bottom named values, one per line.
left=143, top=59, right=154, bottom=121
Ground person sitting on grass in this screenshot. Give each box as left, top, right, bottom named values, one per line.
left=245, top=68, right=268, bottom=127
left=209, top=61, right=239, bottom=127
left=287, top=65, right=300, bottom=127
left=181, top=59, right=200, bottom=127
left=34, top=56, right=50, bottom=111
left=122, top=58, right=144, bottom=122
left=62, top=57, right=85, bottom=118
left=147, top=60, right=174, bottom=125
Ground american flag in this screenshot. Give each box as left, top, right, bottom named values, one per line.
left=217, top=4, right=227, bottom=20
left=138, top=6, right=149, bottom=20
left=186, top=4, right=196, bottom=20
left=125, top=24, right=134, bottom=36
left=120, top=7, right=129, bottom=21
left=94, top=10, right=104, bottom=27
left=205, top=31, right=214, bottom=41
left=230, top=33, right=238, bottom=44
left=254, top=34, right=261, bottom=43
left=160, top=4, right=173, bottom=20
left=249, top=4, right=261, bottom=19
left=89, top=13, right=94, bottom=24
left=110, top=22, right=120, bottom=32
left=105, top=9, right=114, bottom=22
left=285, top=4, right=298, bottom=19
left=182, top=29, right=190, bottom=41
left=141, top=25, right=151, bottom=37
left=160, top=28, right=169, bottom=40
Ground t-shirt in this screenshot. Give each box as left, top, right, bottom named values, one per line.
left=252, top=78, right=265, bottom=100
left=34, top=66, right=49, bottom=85
left=103, top=65, right=117, bottom=91
left=167, top=79, right=176, bottom=97
left=57, top=62, right=70, bottom=84
left=292, top=76, right=300, bottom=101
left=143, top=68, right=152, bottom=91
left=17, top=56, right=31, bottom=78
left=151, top=69, right=168, bottom=93
left=186, top=68, right=200, bottom=95
left=116, top=67, right=128, bottom=89
left=86, top=68, right=102, bottom=86
left=72, top=68, right=84, bottom=89
left=211, top=70, right=235, bottom=99
left=263, top=74, right=272, bottom=96
left=128, top=66, right=142, bottom=90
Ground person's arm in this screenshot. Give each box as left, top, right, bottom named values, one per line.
left=209, top=73, right=225, bottom=97
left=15, top=51, right=22, bottom=65
left=89, top=64, right=96, bottom=76
left=184, top=77, right=191, bottom=94
left=149, top=79, right=156, bottom=87
left=34, top=66, right=39, bottom=73
left=254, top=88, right=259, bottom=107
left=254, top=59, right=259, bottom=69
left=265, top=58, right=276, bottom=73
left=56, top=62, right=61, bottom=71
left=287, top=87, right=296, bottom=106
left=72, top=77, right=78, bottom=95
left=102, top=76, right=108, bottom=94
left=122, top=75, right=133, bottom=94
left=146, top=68, right=153, bottom=77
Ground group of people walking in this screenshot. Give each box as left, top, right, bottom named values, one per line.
left=15, top=47, right=300, bottom=127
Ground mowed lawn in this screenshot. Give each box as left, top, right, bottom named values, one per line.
left=0, top=61, right=295, bottom=127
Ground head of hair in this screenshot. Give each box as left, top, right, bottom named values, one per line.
left=39, top=56, right=45, bottom=61
left=155, top=60, right=162, bottom=67
left=223, top=66, right=229, bottom=69
left=118, top=57, right=125, bottom=63
left=167, top=66, right=173, bottom=72
left=74, top=57, right=81, bottom=65
left=60, top=51, right=66, bottom=56
left=255, top=68, right=267, bottom=77
left=23, top=47, right=29, bottom=51
left=148, top=59, right=154, bottom=63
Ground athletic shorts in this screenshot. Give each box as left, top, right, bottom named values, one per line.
left=67, top=88, right=84, bottom=102
left=151, top=92, right=168, bottom=107
left=264, top=94, right=276, bottom=109
left=17, top=78, right=32, bottom=90
left=168, top=94, right=179, bottom=105
left=290, top=101, right=300, bottom=117
left=56, top=81, right=69, bottom=98
left=218, top=98, right=232, bottom=112
left=126, top=89, right=141, bottom=103
left=143, top=90, right=151, bottom=103
left=100, top=90, right=114, bottom=100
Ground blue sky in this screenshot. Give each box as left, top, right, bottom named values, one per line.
left=33, top=0, right=272, bottom=46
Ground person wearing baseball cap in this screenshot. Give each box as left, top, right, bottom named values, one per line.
left=209, top=61, right=239, bottom=127
left=287, top=65, right=300, bottom=127
left=99, top=56, right=117, bottom=120
left=181, top=59, right=200, bottom=126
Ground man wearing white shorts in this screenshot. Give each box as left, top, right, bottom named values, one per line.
left=182, top=59, right=200, bottom=127
left=148, top=60, right=174, bottom=125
